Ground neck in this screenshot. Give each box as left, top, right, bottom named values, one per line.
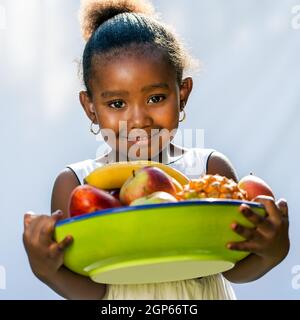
left=103, top=143, right=186, bottom=165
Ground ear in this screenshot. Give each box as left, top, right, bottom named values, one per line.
left=79, top=91, right=98, bottom=123
left=179, top=77, right=193, bottom=111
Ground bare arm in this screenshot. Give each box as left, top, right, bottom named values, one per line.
left=207, top=152, right=290, bottom=284
left=222, top=253, right=280, bottom=284
left=50, top=169, right=107, bottom=299
left=23, top=169, right=107, bottom=300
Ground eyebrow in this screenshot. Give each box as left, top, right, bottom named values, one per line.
left=101, top=83, right=170, bottom=98
left=141, top=83, right=170, bottom=92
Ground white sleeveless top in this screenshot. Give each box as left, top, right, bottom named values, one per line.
left=66, top=147, right=236, bottom=300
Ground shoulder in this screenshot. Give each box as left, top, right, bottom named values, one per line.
left=53, top=168, right=81, bottom=186
left=51, top=168, right=81, bottom=217
left=66, top=157, right=109, bottom=185
left=207, top=151, right=238, bottom=182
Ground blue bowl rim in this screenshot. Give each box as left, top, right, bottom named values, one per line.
left=56, top=199, right=264, bottom=227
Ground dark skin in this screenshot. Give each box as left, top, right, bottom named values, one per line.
left=80, top=51, right=192, bottom=161
left=208, top=153, right=290, bottom=283
left=23, top=49, right=289, bottom=300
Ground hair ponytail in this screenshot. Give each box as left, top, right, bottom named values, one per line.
left=79, top=0, right=196, bottom=97
left=79, top=0, right=156, bottom=41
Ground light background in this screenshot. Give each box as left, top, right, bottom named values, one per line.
left=0, top=0, right=299, bottom=299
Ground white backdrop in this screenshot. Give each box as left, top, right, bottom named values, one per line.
left=0, top=0, right=299, bottom=299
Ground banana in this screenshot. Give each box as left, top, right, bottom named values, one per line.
left=171, top=177, right=184, bottom=193
left=84, top=161, right=190, bottom=190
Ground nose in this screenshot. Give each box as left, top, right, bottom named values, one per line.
left=129, top=104, right=153, bottom=129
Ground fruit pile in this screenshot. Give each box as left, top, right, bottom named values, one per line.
left=68, top=161, right=188, bottom=218
left=176, top=175, right=247, bottom=201
left=68, top=161, right=274, bottom=218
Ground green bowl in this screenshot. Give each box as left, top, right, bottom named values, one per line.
left=54, top=199, right=265, bottom=285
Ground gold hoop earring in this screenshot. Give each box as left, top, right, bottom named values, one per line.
left=179, top=104, right=186, bottom=123
left=90, top=118, right=101, bottom=135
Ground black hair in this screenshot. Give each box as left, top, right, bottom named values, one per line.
left=79, top=0, right=196, bottom=97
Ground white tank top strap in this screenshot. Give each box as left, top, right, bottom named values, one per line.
left=66, top=159, right=100, bottom=185
left=168, top=148, right=215, bottom=179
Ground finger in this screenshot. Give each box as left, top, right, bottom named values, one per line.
left=239, top=204, right=274, bottom=235
left=23, top=213, right=42, bottom=246
left=51, top=210, right=65, bottom=223
left=239, top=204, right=265, bottom=226
left=231, top=222, right=257, bottom=241
left=30, top=211, right=62, bottom=244
left=49, top=236, right=73, bottom=258
left=23, top=212, right=39, bottom=229
left=227, top=241, right=259, bottom=254
left=24, top=215, right=42, bottom=240
left=253, top=196, right=281, bottom=222
left=39, top=211, right=64, bottom=245
left=57, top=235, right=73, bottom=251
left=277, top=198, right=288, bottom=217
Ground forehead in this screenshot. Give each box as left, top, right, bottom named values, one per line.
left=90, top=49, right=177, bottom=90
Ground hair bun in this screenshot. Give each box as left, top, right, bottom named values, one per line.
left=79, top=0, right=156, bottom=41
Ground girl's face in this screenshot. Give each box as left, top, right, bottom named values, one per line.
left=80, top=50, right=193, bottom=161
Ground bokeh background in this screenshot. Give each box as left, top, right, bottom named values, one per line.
left=0, top=0, right=299, bottom=299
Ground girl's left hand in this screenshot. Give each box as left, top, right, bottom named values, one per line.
left=228, top=196, right=290, bottom=264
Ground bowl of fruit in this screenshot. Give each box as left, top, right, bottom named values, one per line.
left=54, top=161, right=271, bottom=285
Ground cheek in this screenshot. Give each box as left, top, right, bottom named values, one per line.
left=151, top=96, right=180, bottom=125
left=153, top=106, right=179, bottom=128
left=98, top=109, right=120, bottom=131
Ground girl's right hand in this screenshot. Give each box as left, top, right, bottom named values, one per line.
left=23, top=210, right=73, bottom=282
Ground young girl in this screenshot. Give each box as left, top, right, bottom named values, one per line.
left=23, top=0, right=289, bottom=300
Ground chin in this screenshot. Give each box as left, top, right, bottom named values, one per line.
left=117, top=135, right=171, bottom=161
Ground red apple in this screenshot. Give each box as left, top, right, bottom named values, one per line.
left=238, top=174, right=275, bottom=201
left=69, top=185, right=122, bottom=217
left=119, top=166, right=177, bottom=206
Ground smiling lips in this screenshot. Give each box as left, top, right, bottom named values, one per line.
left=121, top=131, right=160, bottom=142
left=135, top=136, right=152, bottom=141
left=128, top=135, right=156, bottom=145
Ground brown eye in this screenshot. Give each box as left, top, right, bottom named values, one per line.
left=148, top=95, right=166, bottom=104
left=108, top=100, right=125, bottom=109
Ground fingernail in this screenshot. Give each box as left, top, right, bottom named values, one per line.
left=231, top=223, right=237, bottom=230
left=242, top=209, right=250, bottom=216
left=25, top=211, right=35, bottom=216
left=24, top=213, right=34, bottom=219
left=240, top=204, right=248, bottom=211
